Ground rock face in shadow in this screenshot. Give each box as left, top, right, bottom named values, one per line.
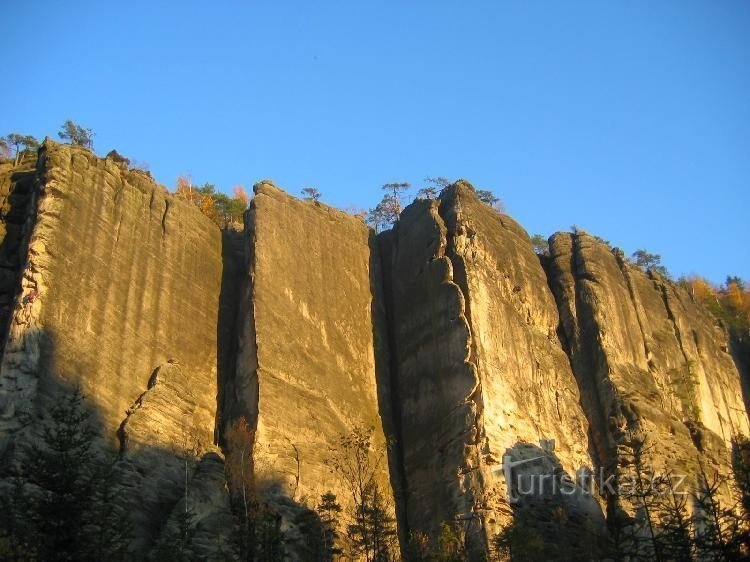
left=0, top=141, right=226, bottom=555
left=226, top=181, right=397, bottom=545
left=381, top=182, right=598, bottom=553
left=0, top=157, right=39, bottom=357
left=547, top=231, right=749, bottom=516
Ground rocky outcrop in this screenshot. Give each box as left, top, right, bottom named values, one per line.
left=0, top=141, right=224, bottom=554
left=0, top=143, right=746, bottom=559
left=381, top=183, right=601, bottom=554
left=547, top=231, right=749, bottom=516
left=226, top=181, right=397, bottom=550
left=0, top=157, right=39, bottom=357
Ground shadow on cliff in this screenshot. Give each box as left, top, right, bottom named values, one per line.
left=497, top=441, right=607, bottom=560
left=729, top=332, right=750, bottom=425
left=0, top=164, right=39, bottom=358
left=0, top=327, right=239, bottom=559
left=216, top=227, right=246, bottom=443
left=369, top=229, right=409, bottom=549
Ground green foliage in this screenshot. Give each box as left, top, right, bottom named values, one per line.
left=3, top=133, right=39, bottom=165
left=316, top=492, right=343, bottom=560
left=732, top=436, right=750, bottom=519
left=667, top=362, right=700, bottom=421
left=301, top=187, right=322, bottom=202
left=692, top=465, right=746, bottom=560
left=151, top=503, right=198, bottom=562
left=175, top=181, right=248, bottom=228
left=328, top=426, right=396, bottom=561
left=493, top=513, right=546, bottom=561
left=632, top=248, right=669, bottom=277
left=530, top=234, right=549, bottom=256
left=58, top=119, right=95, bottom=149
left=0, top=387, right=133, bottom=561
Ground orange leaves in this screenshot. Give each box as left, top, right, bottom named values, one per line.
left=232, top=185, right=249, bottom=205
left=685, top=276, right=716, bottom=302
left=225, top=416, right=256, bottom=502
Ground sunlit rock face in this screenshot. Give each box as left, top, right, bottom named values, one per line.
left=0, top=141, right=225, bottom=555
left=381, top=182, right=600, bottom=553
left=225, top=180, right=397, bottom=553
left=548, top=231, right=749, bottom=516
left=0, top=144, right=745, bottom=560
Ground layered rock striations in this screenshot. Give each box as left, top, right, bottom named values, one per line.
left=381, top=183, right=601, bottom=552
left=548, top=231, right=749, bottom=517
left=225, top=181, right=397, bottom=549
left=0, top=144, right=746, bottom=559
left=0, top=141, right=225, bottom=553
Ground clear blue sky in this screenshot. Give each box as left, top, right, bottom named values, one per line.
left=2, top=1, right=748, bottom=283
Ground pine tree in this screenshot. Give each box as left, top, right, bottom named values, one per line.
left=317, top=492, right=343, bottom=560
left=22, top=387, right=97, bottom=560
left=58, top=119, right=95, bottom=149
left=693, top=463, right=745, bottom=561
left=347, top=484, right=397, bottom=561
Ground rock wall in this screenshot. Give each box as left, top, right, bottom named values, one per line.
left=226, top=181, right=397, bottom=551
left=547, top=231, right=749, bottom=516
left=0, top=144, right=746, bottom=559
left=0, top=156, right=38, bottom=357
left=0, top=141, right=225, bottom=554
left=381, top=182, right=601, bottom=553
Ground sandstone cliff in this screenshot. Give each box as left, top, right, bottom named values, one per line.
left=0, top=141, right=226, bottom=554
left=225, top=181, right=397, bottom=554
left=0, top=144, right=746, bottom=560
left=381, top=183, right=602, bottom=553
left=548, top=231, right=749, bottom=519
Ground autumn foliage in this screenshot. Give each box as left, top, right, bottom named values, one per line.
left=682, top=275, right=750, bottom=333
left=174, top=176, right=249, bottom=228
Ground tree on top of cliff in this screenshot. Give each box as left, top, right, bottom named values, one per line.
left=476, top=188, right=506, bottom=212
left=530, top=234, right=550, bottom=256
left=58, top=119, right=95, bottom=149
left=3, top=133, right=39, bottom=166
left=175, top=179, right=247, bottom=228
left=367, top=196, right=400, bottom=232
left=301, top=187, right=322, bottom=202
left=417, top=176, right=451, bottom=200
left=632, top=249, right=669, bottom=277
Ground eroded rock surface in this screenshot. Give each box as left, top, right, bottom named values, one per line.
left=547, top=231, right=749, bottom=515
left=227, top=181, right=397, bottom=548
left=382, top=183, right=600, bottom=554
left=0, top=141, right=224, bottom=554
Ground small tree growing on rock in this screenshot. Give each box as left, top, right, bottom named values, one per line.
left=530, top=234, right=549, bottom=256
left=301, top=187, right=322, bottom=202
left=476, top=189, right=505, bottom=212
left=4, top=133, right=39, bottom=166
left=58, top=119, right=95, bottom=149
left=631, top=249, right=669, bottom=277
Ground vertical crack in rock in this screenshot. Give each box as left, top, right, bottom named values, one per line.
left=226, top=181, right=396, bottom=558
left=372, top=228, right=410, bottom=545
left=0, top=148, right=57, bottom=446
left=614, top=252, right=653, bottom=367
left=436, top=189, right=490, bottom=550
left=0, top=140, right=225, bottom=557
left=160, top=199, right=170, bottom=238
left=547, top=230, right=749, bottom=536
